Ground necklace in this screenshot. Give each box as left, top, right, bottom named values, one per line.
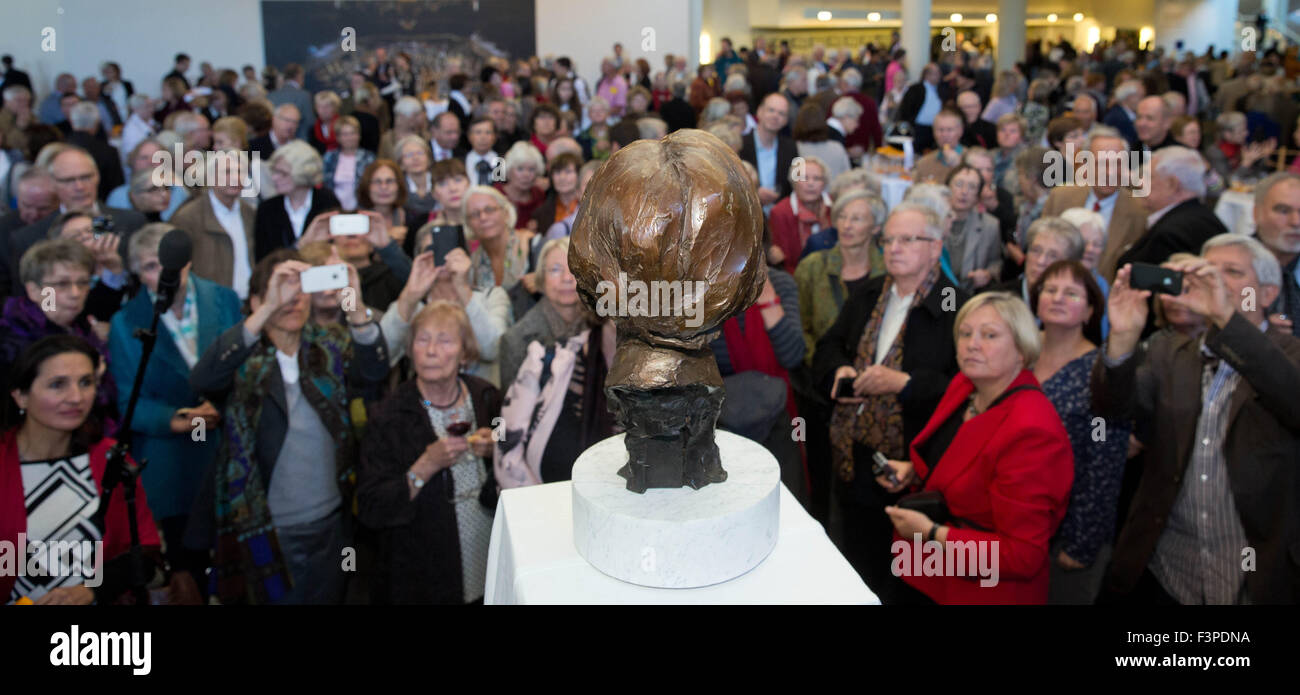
left=965, top=393, right=985, bottom=418
left=420, top=380, right=462, bottom=410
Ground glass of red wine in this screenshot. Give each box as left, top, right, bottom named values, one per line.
left=446, top=421, right=471, bottom=437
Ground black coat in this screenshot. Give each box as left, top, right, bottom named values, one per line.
left=68, top=132, right=124, bottom=201
left=960, top=118, right=997, bottom=149
left=658, top=97, right=696, bottom=133
left=1116, top=198, right=1226, bottom=271
left=811, top=270, right=968, bottom=503
left=253, top=187, right=342, bottom=261
left=357, top=377, right=502, bottom=604
left=739, top=131, right=797, bottom=199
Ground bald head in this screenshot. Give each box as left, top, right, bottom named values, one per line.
left=1135, top=95, right=1171, bottom=146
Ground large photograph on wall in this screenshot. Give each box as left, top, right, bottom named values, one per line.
left=260, top=0, right=536, bottom=92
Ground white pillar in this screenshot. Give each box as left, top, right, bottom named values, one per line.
left=997, top=0, right=1027, bottom=72
left=901, top=0, right=932, bottom=77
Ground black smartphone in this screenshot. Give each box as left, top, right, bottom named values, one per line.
left=1129, top=262, right=1183, bottom=295
left=833, top=375, right=855, bottom=399
left=424, top=224, right=467, bottom=266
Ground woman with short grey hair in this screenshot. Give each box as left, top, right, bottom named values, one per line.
left=1206, top=110, right=1276, bottom=186
left=254, top=140, right=342, bottom=258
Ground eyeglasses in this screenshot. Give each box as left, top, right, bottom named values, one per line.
left=876, top=234, right=938, bottom=249
left=467, top=205, right=501, bottom=220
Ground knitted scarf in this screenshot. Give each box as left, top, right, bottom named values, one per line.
left=212, top=322, right=355, bottom=604
left=828, top=266, right=939, bottom=482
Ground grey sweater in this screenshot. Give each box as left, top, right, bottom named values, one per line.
left=710, top=267, right=805, bottom=373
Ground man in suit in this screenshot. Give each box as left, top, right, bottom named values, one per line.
left=1135, top=95, right=1177, bottom=153
left=1094, top=234, right=1300, bottom=604
left=66, top=102, right=123, bottom=201
left=910, top=109, right=965, bottom=184
left=8, top=147, right=146, bottom=293
left=250, top=103, right=300, bottom=159
left=1117, top=145, right=1226, bottom=273
left=165, top=53, right=191, bottom=91
left=0, top=55, right=32, bottom=108
left=956, top=89, right=996, bottom=149
left=268, top=63, right=314, bottom=140
left=1041, top=127, right=1148, bottom=282
left=1103, top=79, right=1144, bottom=149
left=169, top=151, right=257, bottom=298
left=739, top=92, right=796, bottom=208
left=428, top=111, right=467, bottom=162
left=81, top=77, right=122, bottom=131
left=1253, top=172, right=1300, bottom=338
left=464, top=116, right=501, bottom=187
left=896, top=63, right=944, bottom=153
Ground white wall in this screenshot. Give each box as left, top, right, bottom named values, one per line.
left=1153, top=0, right=1240, bottom=54
left=536, top=0, right=695, bottom=89
left=0, top=0, right=264, bottom=103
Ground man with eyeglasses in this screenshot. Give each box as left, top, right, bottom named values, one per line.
left=812, top=203, right=968, bottom=602
left=44, top=210, right=130, bottom=322
left=251, top=103, right=301, bottom=159
left=8, top=146, right=145, bottom=294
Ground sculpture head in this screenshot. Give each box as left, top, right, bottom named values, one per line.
left=569, top=128, right=765, bottom=350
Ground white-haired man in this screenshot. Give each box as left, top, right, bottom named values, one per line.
left=1103, top=79, right=1144, bottom=149
left=66, top=101, right=124, bottom=200
left=1096, top=233, right=1300, bottom=604
left=838, top=67, right=882, bottom=154
left=1117, top=145, right=1227, bottom=273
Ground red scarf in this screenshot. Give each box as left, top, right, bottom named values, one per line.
left=313, top=116, right=339, bottom=152
left=1218, top=140, right=1241, bottom=167
left=721, top=305, right=809, bottom=491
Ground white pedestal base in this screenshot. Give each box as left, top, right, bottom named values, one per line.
left=571, top=431, right=780, bottom=588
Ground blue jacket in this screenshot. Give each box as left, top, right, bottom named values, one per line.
left=107, top=274, right=242, bottom=520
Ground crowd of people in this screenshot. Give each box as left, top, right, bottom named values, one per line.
left=0, top=30, right=1297, bottom=605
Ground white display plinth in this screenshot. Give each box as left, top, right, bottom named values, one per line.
left=571, top=431, right=780, bottom=589
left=483, top=480, right=878, bottom=604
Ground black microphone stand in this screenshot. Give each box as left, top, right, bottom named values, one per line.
left=91, top=282, right=178, bottom=605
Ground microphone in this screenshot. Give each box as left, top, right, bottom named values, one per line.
left=154, top=228, right=192, bottom=311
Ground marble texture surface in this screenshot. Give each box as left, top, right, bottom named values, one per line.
left=571, top=431, right=780, bottom=588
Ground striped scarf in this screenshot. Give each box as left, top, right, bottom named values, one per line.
left=212, top=322, right=356, bottom=604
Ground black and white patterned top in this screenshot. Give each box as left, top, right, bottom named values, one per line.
left=10, top=453, right=102, bottom=603
left=422, top=381, right=493, bottom=604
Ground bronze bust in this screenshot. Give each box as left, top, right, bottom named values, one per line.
left=568, top=129, right=765, bottom=493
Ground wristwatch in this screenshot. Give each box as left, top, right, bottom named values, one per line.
left=407, top=470, right=425, bottom=489
left=348, top=307, right=375, bottom=326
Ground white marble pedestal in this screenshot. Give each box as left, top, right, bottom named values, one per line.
left=571, top=431, right=780, bottom=589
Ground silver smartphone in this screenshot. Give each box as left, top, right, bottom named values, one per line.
left=329, top=214, right=370, bottom=236
left=300, top=264, right=349, bottom=293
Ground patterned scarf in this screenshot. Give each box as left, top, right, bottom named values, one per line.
left=828, top=266, right=939, bottom=482
left=212, top=322, right=356, bottom=605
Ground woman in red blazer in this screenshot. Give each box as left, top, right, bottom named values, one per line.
left=0, top=335, right=163, bottom=604
left=876, top=292, right=1073, bottom=604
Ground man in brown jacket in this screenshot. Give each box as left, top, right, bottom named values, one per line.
left=168, top=151, right=256, bottom=298
left=1093, top=234, right=1300, bottom=604
left=1041, top=127, right=1147, bottom=283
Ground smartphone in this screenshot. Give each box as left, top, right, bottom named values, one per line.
left=330, top=214, right=370, bottom=236
left=424, top=224, right=467, bottom=266
left=300, top=264, right=349, bottom=293
left=870, top=451, right=900, bottom=486
left=833, top=375, right=856, bottom=399
left=1129, top=262, right=1183, bottom=295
